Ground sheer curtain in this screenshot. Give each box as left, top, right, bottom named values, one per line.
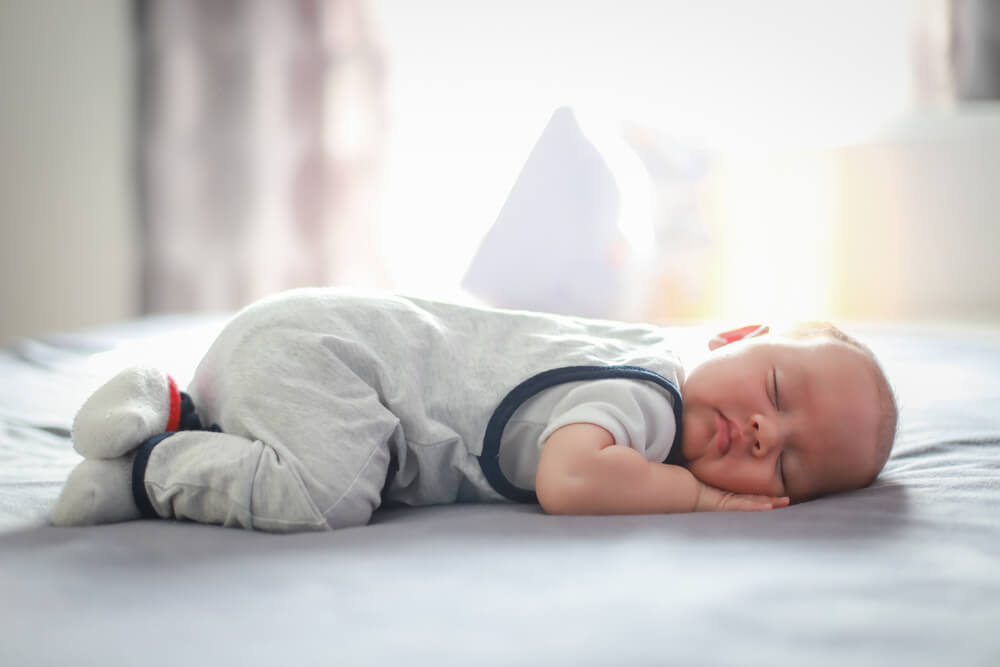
left=135, top=0, right=385, bottom=314
left=914, top=0, right=1000, bottom=103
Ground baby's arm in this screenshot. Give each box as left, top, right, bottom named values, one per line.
left=536, top=423, right=789, bottom=515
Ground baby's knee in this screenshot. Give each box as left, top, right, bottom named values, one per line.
left=249, top=443, right=384, bottom=532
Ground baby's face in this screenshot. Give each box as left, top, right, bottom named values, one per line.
left=680, top=335, right=882, bottom=503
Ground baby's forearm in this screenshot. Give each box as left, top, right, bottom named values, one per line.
left=553, top=448, right=702, bottom=515
left=536, top=423, right=701, bottom=515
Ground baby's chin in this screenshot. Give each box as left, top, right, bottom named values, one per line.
left=680, top=452, right=716, bottom=484
left=678, top=429, right=709, bottom=467
left=685, top=460, right=717, bottom=487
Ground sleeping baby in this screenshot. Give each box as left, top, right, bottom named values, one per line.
left=51, top=288, right=898, bottom=532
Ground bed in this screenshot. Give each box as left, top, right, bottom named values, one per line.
left=1, top=312, right=998, bottom=666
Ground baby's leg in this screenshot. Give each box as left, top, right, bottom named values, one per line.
left=52, top=365, right=207, bottom=526
left=54, top=428, right=338, bottom=531
left=55, top=392, right=397, bottom=533
left=156, top=323, right=403, bottom=532
left=133, top=421, right=394, bottom=532
left=55, top=322, right=400, bottom=532
left=67, top=357, right=398, bottom=533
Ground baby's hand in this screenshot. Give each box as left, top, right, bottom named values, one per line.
left=694, top=482, right=790, bottom=512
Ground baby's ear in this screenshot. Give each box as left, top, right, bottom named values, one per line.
left=708, top=324, right=770, bottom=351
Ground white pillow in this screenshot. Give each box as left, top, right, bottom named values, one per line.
left=461, top=107, right=656, bottom=320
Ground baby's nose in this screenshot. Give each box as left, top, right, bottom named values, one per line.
left=749, top=414, right=774, bottom=456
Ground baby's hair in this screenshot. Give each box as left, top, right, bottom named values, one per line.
left=780, top=320, right=899, bottom=486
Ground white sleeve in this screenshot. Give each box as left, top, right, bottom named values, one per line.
left=538, top=379, right=678, bottom=463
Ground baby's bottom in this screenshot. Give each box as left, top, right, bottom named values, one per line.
left=53, top=360, right=401, bottom=533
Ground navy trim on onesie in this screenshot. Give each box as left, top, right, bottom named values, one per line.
left=131, top=432, right=175, bottom=519
left=479, top=365, right=683, bottom=504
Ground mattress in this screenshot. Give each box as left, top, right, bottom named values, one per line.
left=1, top=314, right=998, bottom=666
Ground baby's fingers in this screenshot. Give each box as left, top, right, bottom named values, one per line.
left=722, top=493, right=789, bottom=511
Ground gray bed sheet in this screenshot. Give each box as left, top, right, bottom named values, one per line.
left=1, top=316, right=998, bottom=666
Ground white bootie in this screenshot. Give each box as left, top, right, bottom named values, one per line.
left=50, top=456, right=141, bottom=526
left=72, top=366, right=178, bottom=459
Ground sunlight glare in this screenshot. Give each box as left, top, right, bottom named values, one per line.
left=711, top=152, right=835, bottom=324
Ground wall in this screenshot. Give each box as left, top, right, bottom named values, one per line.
left=0, top=0, right=136, bottom=344
left=832, top=107, right=1000, bottom=320
left=702, top=107, right=1000, bottom=323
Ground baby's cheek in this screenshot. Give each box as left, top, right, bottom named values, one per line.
left=681, top=408, right=710, bottom=449
left=696, top=460, right=768, bottom=495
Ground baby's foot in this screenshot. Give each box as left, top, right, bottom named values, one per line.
left=50, top=456, right=141, bottom=526
left=72, top=366, right=178, bottom=459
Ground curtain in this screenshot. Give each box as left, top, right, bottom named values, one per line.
left=951, top=0, right=1000, bottom=99
left=135, top=0, right=385, bottom=313
left=914, top=0, right=1000, bottom=103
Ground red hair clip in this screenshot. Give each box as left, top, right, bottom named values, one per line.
left=709, top=324, right=769, bottom=350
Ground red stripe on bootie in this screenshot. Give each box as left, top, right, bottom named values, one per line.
left=166, top=375, right=181, bottom=432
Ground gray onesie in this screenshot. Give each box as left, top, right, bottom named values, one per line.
left=134, top=288, right=684, bottom=532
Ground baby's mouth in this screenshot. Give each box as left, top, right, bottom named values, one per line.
left=715, top=411, right=732, bottom=456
